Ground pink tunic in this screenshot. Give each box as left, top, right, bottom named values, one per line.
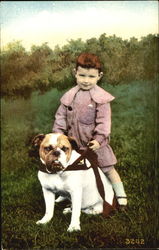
left=52, top=85, right=117, bottom=168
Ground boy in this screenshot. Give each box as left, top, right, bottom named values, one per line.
left=52, top=53, right=127, bottom=208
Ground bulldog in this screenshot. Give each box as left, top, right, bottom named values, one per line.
left=32, top=133, right=115, bottom=232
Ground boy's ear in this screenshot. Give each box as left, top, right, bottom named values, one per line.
left=72, top=68, right=77, bottom=76
left=99, top=72, right=103, bottom=79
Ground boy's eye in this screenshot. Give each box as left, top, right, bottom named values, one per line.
left=79, top=74, right=85, bottom=77
left=89, top=75, right=95, bottom=78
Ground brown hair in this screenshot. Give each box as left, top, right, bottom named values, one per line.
left=76, top=53, right=102, bottom=72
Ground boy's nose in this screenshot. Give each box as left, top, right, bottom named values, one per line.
left=84, top=77, right=89, bottom=83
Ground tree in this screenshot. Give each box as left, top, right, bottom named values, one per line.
left=1, top=34, right=158, bottom=98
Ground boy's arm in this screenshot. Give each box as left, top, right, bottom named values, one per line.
left=93, top=102, right=112, bottom=145
left=52, top=104, right=67, bottom=134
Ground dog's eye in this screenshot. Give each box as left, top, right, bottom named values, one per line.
left=61, top=146, right=69, bottom=152
left=44, top=146, right=53, bottom=152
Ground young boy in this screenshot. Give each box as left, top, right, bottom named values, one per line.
left=52, top=53, right=127, bottom=208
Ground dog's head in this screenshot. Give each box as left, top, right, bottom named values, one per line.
left=32, top=133, right=78, bottom=172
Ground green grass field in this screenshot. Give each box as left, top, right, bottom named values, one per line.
left=1, top=81, right=158, bottom=249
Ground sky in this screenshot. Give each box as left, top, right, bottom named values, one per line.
left=1, top=1, right=158, bottom=51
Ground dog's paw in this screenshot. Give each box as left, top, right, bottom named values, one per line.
left=63, top=207, right=72, bottom=214
left=83, top=207, right=101, bottom=215
left=36, top=218, right=51, bottom=225
left=55, top=196, right=67, bottom=203
left=67, top=224, right=81, bottom=232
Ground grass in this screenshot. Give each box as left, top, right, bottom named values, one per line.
left=1, top=81, right=158, bottom=249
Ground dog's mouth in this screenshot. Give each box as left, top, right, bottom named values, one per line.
left=46, top=160, right=65, bottom=173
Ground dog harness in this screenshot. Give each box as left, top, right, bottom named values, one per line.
left=39, top=158, right=90, bottom=174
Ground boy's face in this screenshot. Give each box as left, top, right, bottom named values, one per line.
left=75, top=66, right=103, bottom=90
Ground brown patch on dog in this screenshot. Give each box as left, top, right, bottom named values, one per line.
left=57, top=135, right=72, bottom=162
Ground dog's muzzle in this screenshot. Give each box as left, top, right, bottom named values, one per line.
left=42, top=149, right=65, bottom=173
left=46, top=160, right=65, bottom=173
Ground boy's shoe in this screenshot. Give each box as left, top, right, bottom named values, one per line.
left=116, top=196, right=128, bottom=212
left=118, top=204, right=128, bottom=212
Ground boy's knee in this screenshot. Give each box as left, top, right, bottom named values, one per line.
left=102, top=165, right=115, bottom=175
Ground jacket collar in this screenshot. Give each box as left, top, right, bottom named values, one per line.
left=60, top=85, right=115, bottom=106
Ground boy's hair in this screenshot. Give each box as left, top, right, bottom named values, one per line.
left=76, top=53, right=102, bottom=72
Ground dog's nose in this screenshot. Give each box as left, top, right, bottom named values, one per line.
left=52, top=151, right=60, bottom=157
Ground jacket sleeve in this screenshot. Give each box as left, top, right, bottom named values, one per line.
left=52, top=103, right=67, bottom=134
left=93, top=102, right=112, bottom=144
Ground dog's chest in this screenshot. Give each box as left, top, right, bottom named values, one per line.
left=38, top=171, right=70, bottom=193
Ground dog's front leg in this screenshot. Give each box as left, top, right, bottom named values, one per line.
left=67, top=189, right=82, bottom=232
left=36, top=188, right=55, bottom=225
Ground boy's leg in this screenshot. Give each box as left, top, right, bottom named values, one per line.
left=103, top=167, right=127, bottom=206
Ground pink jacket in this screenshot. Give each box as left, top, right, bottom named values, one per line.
left=52, top=85, right=117, bottom=167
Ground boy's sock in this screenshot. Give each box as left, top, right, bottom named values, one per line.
left=112, top=182, right=127, bottom=205
left=104, top=169, right=127, bottom=206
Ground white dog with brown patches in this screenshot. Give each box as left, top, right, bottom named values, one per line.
left=32, top=133, right=114, bottom=232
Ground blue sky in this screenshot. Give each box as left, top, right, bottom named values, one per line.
left=1, top=1, right=158, bottom=51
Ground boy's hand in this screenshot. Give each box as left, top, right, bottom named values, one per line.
left=88, top=140, right=100, bottom=151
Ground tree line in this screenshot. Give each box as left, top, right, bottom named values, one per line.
left=1, top=33, right=158, bottom=99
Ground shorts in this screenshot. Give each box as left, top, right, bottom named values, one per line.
left=101, top=165, right=114, bottom=173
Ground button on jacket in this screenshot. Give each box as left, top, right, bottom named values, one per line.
left=52, top=85, right=117, bottom=168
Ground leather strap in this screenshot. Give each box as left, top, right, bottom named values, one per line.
left=64, top=164, right=91, bottom=171
left=81, top=148, right=116, bottom=217
left=64, top=150, right=88, bottom=171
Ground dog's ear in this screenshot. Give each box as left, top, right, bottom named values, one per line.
left=28, top=134, right=45, bottom=159
left=68, top=137, right=79, bottom=151
left=32, top=134, right=45, bottom=148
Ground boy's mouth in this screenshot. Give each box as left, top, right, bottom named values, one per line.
left=78, top=82, right=96, bottom=90
left=81, top=83, right=91, bottom=88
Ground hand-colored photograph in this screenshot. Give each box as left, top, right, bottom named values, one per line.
left=1, top=1, right=158, bottom=249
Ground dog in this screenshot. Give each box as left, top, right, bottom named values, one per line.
left=32, top=133, right=115, bottom=232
